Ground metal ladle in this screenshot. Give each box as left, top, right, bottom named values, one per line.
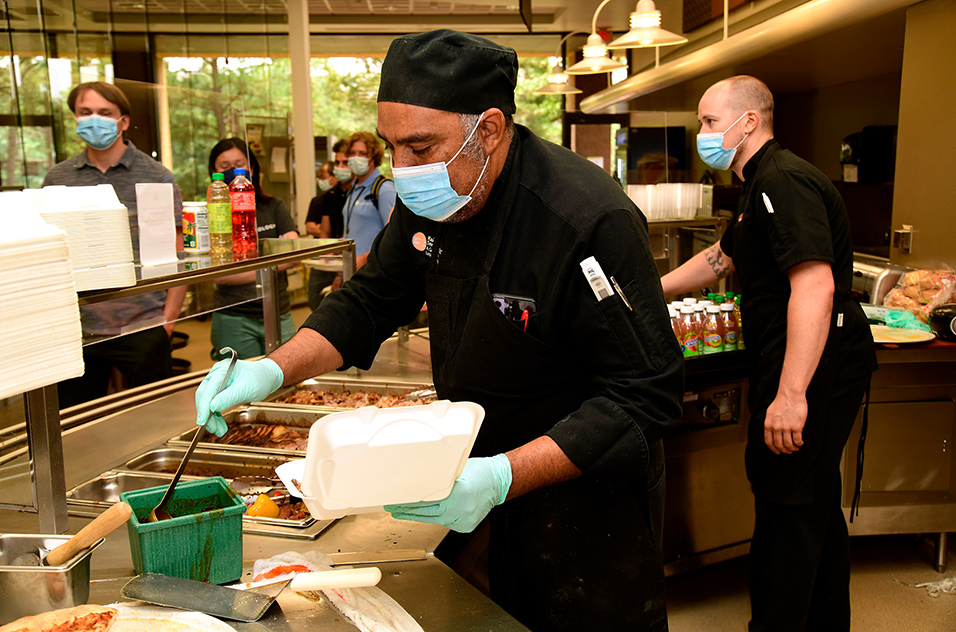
left=147, top=347, right=238, bottom=522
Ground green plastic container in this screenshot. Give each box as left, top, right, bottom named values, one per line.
left=120, top=476, right=244, bottom=584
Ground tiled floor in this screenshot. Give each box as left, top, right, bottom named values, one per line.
left=171, top=311, right=956, bottom=631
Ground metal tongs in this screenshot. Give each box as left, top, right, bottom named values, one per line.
left=147, top=346, right=238, bottom=522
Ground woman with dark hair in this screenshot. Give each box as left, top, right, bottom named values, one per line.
left=208, top=137, right=299, bottom=360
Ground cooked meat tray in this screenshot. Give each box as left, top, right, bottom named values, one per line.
left=167, top=405, right=326, bottom=457
left=263, top=377, right=435, bottom=411
left=124, top=448, right=287, bottom=480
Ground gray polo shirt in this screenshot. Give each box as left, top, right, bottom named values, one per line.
left=43, top=140, right=183, bottom=260
left=43, top=140, right=184, bottom=337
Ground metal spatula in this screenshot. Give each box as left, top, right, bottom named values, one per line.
left=121, top=568, right=382, bottom=621
left=147, top=347, right=238, bottom=522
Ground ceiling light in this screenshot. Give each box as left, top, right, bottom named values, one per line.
left=566, top=32, right=627, bottom=75
left=565, top=0, right=629, bottom=75
left=533, top=64, right=583, bottom=95
left=607, top=0, right=688, bottom=49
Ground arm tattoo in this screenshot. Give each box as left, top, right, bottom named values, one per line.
left=704, top=245, right=732, bottom=279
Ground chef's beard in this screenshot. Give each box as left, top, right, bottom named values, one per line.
left=444, top=114, right=491, bottom=223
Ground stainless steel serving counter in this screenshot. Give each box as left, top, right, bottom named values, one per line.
left=1, top=333, right=528, bottom=630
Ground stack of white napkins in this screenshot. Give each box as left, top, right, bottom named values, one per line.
left=31, top=184, right=136, bottom=291
left=0, top=193, right=84, bottom=399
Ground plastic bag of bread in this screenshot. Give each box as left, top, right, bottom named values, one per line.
left=884, top=266, right=956, bottom=322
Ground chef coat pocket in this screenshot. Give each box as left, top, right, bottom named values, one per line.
left=595, top=281, right=676, bottom=373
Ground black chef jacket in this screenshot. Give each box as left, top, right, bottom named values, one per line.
left=720, top=139, right=877, bottom=504
left=305, top=125, right=683, bottom=485
left=303, top=125, right=683, bottom=630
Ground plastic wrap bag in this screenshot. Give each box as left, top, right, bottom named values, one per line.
left=250, top=551, right=424, bottom=632
left=883, top=267, right=956, bottom=323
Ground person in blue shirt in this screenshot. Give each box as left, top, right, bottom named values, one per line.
left=342, top=131, right=396, bottom=270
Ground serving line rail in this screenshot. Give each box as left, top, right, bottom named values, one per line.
left=17, top=238, right=357, bottom=534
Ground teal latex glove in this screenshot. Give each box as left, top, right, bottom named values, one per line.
left=384, top=454, right=512, bottom=533
left=195, top=358, right=284, bottom=437
left=884, top=310, right=933, bottom=332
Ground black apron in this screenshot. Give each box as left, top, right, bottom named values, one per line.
left=425, top=188, right=668, bottom=631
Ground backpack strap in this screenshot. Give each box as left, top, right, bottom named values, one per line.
left=365, top=174, right=390, bottom=209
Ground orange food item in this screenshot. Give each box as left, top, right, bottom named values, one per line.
left=253, top=564, right=313, bottom=582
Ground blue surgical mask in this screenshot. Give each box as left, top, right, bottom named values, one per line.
left=348, top=156, right=370, bottom=177
left=317, top=178, right=334, bottom=193
left=696, top=112, right=749, bottom=170
left=76, top=114, right=121, bottom=150
left=333, top=166, right=352, bottom=182
left=392, top=114, right=489, bottom=222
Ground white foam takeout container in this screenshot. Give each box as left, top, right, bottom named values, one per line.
left=275, top=400, right=484, bottom=520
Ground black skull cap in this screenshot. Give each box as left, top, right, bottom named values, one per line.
left=378, top=29, right=518, bottom=116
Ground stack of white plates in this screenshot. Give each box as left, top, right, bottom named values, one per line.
left=0, top=194, right=84, bottom=399
left=32, top=185, right=136, bottom=291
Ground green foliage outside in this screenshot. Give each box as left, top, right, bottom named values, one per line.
left=164, top=54, right=564, bottom=200
left=1, top=51, right=564, bottom=199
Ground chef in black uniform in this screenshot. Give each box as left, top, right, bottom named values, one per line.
left=195, top=30, right=683, bottom=631
left=661, top=75, right=877, bottom=632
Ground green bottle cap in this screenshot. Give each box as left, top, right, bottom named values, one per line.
left=735, top=295, right=741, bottom=305
left=725, top=291, right=735, bottom=299
left=714, top=297, right=724, bottom=304
left=212, top=172, right=224, bottom=181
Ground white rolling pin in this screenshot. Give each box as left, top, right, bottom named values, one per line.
left=289, top=567, right=382, bottom=591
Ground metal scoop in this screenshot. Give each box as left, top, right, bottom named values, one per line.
left=147, top=347, right=238, bottom=522
left=11, top=501, right=132, bottom=566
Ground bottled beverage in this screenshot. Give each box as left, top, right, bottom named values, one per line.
left=678, top=305, right=700, bottom=357
left=694, top=303, right=706, bottom=335
left=668, top=307, right=680, bottom=340
left=207, top=172, right=232, bottom=258
left=720, top=302, right=738, bottom=351
left=734, top=294, right=745, bottom=350
left=229, top=168, right=257, bottom=259
left=682, top=297, right=698, bottom=307
left=702, top=305, right=724, bottom=355
left=182, top=202, right=209, bottom=254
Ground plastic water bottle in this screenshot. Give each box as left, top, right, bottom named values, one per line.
left=229, top=168, right=257, bottom=259
left=207, top=172, right=232, bottom=259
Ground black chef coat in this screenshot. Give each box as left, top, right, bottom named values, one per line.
left=304, top=125, right=684, bottom=630
left=720, top=139, right=877, bottom=504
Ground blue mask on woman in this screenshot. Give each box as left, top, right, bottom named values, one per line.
left=696, top=112, right=749, bottom=170
left=392, top=114, right=489, bottom=222
left=76, top=114, right=121, bottom=150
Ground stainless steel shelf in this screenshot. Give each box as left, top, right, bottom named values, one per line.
left=78, top=238, right=354, bottom=306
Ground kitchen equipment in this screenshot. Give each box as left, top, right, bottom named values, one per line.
left=148, top=347, right=237, bottom=522
left=929, top=304, right=956, bottom=342
left=851, top=254, right=911, bottom=304
left=11, top=502, right=131, bottom=567
left=264, top=377, right=434, bottom=411
left=165, top=405, right=320, bottom=457
left=121, top=568, right=382, bottom=622
left=121, top=476, right=246, bottom=584
left=276, top=399, right=484, bottom=520
left=0, top=534, right=105, bottom=625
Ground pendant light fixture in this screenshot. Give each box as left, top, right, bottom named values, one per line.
left=534, top=32, right=586, bottom=95
left=607, top=0, right=688, bottom=49
left=565, top=0, right=628, bottom=75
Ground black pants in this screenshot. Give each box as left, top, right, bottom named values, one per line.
left=308, top=270, right=337, bottom=311
left=57, top=326, right=172, bottom=409
left=748, top=377, right=867, bottom=632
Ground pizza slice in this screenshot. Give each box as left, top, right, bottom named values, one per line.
left=0, top=604, right=117, bottom=632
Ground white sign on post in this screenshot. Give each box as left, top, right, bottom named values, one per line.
left=135, top=182, right=178, bottom=266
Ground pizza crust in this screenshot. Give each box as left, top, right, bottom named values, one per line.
left=0, top=605, right=117, bottom=632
